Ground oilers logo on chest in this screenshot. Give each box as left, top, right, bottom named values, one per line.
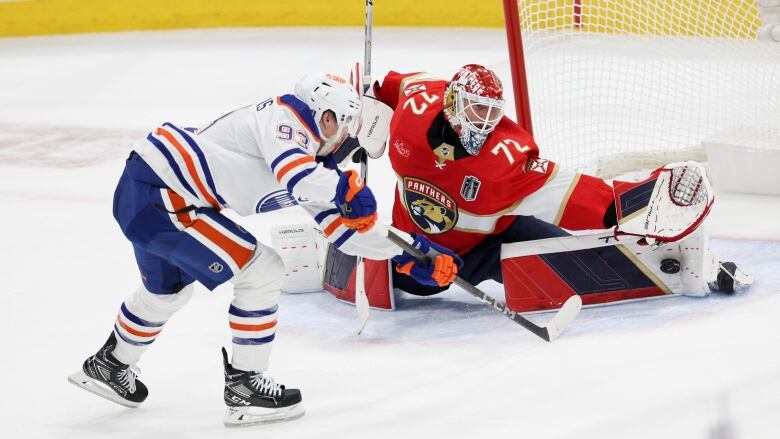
left=402, top=177, right=458, bottom=234
left=255, top=190, right=299, bottom=213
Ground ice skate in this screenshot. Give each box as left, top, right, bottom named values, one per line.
left=711, top=261, right=754, bottom=294
left=68, top=332, right=148, bottom=408
left=221, top=348, right=304, bottom=427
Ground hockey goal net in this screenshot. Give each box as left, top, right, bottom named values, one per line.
left=503, top=0, right=780, bottom=177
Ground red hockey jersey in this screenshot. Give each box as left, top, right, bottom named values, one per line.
left=376, top=71, right=614, bottom=254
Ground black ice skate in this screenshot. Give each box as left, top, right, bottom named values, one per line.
left=711, top=261, right=754, bottom=294
left=68, top=332, right=148, bottom=408
left=222, top=347, right=304, bottom=427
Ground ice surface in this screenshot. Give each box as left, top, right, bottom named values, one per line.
left=1, top=28, right=778, bottom=439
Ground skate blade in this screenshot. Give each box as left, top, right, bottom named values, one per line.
left=223, top=403, right=305, bottom=427
left=68, top=370, right=140, bottom=408
left=734, top=269, right=755, bottom=290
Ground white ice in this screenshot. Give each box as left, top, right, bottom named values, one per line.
left=1, top=28, right=779, bottom=439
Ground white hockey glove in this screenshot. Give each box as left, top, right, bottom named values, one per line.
left=613, top=161, right=714, bottom=245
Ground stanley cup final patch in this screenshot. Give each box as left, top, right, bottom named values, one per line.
left=460, top=175, right=481, bottom=201
left=402, top=177, right=457, bottom=234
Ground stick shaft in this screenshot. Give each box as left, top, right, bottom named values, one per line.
left=382, top=229, right=554, bottom=341
left=362, top=0, right=373, bottom=94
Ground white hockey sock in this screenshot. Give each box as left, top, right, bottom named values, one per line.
left=112, top=284, right=194, bottom=365
left=228, top=299, right=279, bottom=373
left=229, top=244, right=284, bottom=372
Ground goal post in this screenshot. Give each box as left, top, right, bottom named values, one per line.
left=502, top=0, right=780, bottom=178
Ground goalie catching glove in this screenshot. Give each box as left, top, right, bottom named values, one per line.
left=392, top=234, right=463, bottom=287
left=613, top=161, right=714, bottom=244
left=334, top=169, right=377, bottom=233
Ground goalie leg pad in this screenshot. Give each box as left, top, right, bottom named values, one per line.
left=322, top=244, right=394, bottom=310
left=270, top=223, right=324, bottom=294
left=677, top=228, right=753, bottom=295
left=500, top=227, right=755, bottom=312
left=501, top=238, right=672, bottom=312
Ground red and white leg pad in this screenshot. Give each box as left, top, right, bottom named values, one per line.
left=322, top=243, right=395, bottom=310
left=500, top=228, right=721, bottom=312
left=270, top=224, right=325, bottom=294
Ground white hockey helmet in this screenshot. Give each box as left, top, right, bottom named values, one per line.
left=443, top=64, right=506, bottom=155
left=294, top=72, right=362, bottom=156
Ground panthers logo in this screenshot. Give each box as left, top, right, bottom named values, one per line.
left=402, top=177, right=457, bottom=234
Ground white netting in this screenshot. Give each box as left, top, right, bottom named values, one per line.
left=514, top=0, right=780, bottom=177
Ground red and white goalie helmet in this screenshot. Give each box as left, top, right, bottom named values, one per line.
left=294, top=72, right=362, bottom=156
left=444, top=64, right=505, bottom=155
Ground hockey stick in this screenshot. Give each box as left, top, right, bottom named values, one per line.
left=375, top=223, right=582, bottom=342
left=353, top=0, right=374, bottom=335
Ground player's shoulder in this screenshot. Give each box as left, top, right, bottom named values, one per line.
left=270, top=94, right=323, bottom=143
left=396, top=73, right=447, bottom=99
left=477, top=118, right=540, bottom=173
left=379, top=71, right=447, bottom=110
left=491, top=117, right=535, bottom=145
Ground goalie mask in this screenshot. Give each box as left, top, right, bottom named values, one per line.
left=443, top=64, right=505, bottom=155
left=294, top=72, right=362, bottom=156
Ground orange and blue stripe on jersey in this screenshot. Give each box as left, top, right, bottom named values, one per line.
left=270, top=95, right=323, bottom=194
left=161, top=188, right=255, bottom=275
left=276, top=94, right=321, bottom=144
left=270, top=148, right=318, bottom=194
left=146, top=122, right=226, bottom=209
left=314, top=207, right=355, bottom=249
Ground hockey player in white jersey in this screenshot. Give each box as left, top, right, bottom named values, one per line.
left=68, top=72, right=462, bottom=426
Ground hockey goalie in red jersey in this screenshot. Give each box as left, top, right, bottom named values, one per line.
left=365, top=64, right=753, bottom=310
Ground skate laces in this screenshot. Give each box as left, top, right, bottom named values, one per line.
left=117, top=365, right=140, bottom=393
left=249, top=373, right=283, bottom=398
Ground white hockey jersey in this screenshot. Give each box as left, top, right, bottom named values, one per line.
left=134, top=94, right=399, bottom=260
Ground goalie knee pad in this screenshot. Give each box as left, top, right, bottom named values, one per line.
left=270, top=223, right=324, bottom=293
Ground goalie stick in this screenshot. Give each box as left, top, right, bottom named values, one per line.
left=375, top=224, right=583, bottom=342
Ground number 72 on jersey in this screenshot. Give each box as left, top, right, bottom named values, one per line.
left=491, top=139, right=532, bottom=165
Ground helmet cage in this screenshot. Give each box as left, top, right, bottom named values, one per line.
left=452, top=90, right=505, bottom=155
